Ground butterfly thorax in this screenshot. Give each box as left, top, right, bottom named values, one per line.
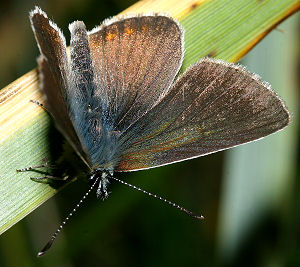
left=73, top=109, right=122, bottom=170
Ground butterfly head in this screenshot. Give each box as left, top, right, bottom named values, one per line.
left=89, top=169, right=113, bottom=200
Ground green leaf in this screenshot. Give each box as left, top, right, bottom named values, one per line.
left=0, top=0, right=299, bottom=236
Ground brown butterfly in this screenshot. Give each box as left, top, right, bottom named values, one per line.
left=28, top=6, right=290, bottom=256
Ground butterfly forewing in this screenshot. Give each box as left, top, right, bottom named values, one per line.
left=30, top=9, right=88, bottom=165
left=116, top=58, right=290, bottom=171
left=87, top=15, right=184, bottom=132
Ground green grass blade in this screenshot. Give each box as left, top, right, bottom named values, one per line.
left=0, top=0, right=299, bottom=236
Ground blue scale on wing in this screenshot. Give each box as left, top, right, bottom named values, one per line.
left=68, top=21, right=121, bottom=170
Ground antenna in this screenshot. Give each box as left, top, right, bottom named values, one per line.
left=109, top=176, right=204, bottom=220
left=37, top=177, right=100, bottom=257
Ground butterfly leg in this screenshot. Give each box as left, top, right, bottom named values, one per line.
left=17, top=159, right=68, bottom=183
left=16, top=158, right=54, bottom=172
left=30, top=174, right=69, bottom=183
left=30, top=100, right=50, bottom=113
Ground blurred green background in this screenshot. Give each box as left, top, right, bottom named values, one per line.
left=0, top=0, right=299, bottom=266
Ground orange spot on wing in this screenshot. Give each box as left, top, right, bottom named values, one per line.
left=124, top=27, right=134, bottom=35
left=204, top=131, right=211, bottom=136
left=105, top=32, right=116, bottom=41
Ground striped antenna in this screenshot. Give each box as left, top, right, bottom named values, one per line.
left=109, top=176, right=204, bottom=220
left=37, top=177, right=100, bottom=257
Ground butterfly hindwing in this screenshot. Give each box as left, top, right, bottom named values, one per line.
left=116, top=58, right=290, bottom=171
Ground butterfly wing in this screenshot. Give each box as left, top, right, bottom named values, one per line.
left=87, top=15, right=184, bottom=132
left=115, top=58, right=290, bottom=171
left=30, top=7, right=88, bottom=165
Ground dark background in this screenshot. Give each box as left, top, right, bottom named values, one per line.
left=0, top=0, right=299, bottom=266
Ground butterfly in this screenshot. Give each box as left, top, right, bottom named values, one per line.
left=28, top=6, right=290, bottom=256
